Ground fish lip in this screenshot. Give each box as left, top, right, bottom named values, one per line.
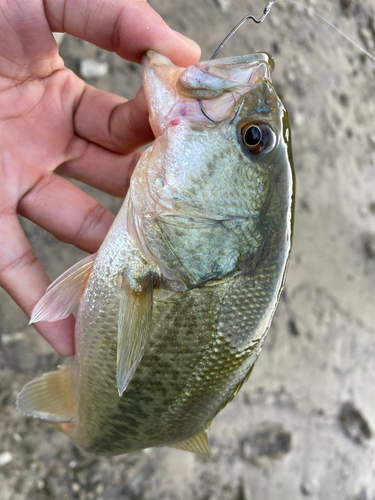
left=176, top=58, right=274, bottom=124
left=143, top=51, right=275, bottom=133
left=208, top=52, right=275, bottom=73
left=157, top=210, right=255, bottom=223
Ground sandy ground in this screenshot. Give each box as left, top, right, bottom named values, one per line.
left=1, top=0, right=375, bottom=499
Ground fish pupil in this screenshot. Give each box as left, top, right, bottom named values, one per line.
left=245, top=126, right=261, bottom=146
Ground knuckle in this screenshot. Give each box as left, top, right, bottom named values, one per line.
left=107, top=104, right=124, bottom=149
left=75, top=202, right=109, bottom=244
left=111, top=5, right=127, bottom=54
left=22, top=175, right=55, bottom=203
left=0, top=205, right=16, bottom=219
left=0, top=207, right=39, bottom=280
left=0, top=248, right=38, bottom=278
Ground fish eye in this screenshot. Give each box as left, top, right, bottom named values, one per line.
left=241, top=123, right=275, bottom=155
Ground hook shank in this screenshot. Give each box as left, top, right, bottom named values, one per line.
left=211, top=2, right=273, bottom=60
left=198, top=2, right=274, bottom=123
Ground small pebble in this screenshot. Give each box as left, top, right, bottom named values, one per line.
left=79, top=59, right=109, bottom=79
left=242, top=422, right=292, bottom=461
left=339, top=401, right=372, bottom=445
left=237, top=480, right=253, bottom=500
left=13, top=433, right=22, bottom=443
left=1, top=332, right=25, bottom=345
left=359, top=27, right=374, bottom=52
left=95, top=483, right=105, bottom=495
left=363, top=234, right=375, bottom=259
left=0, top=451, right=13, bottom=467
left=213, top=0, right=232, bottom=13
left=300, top=480, right=317, bottom=496
left=289, top=318, right=300, bottom=337
left=339, top=93, right=349, bottom=107
left=37, top=479, right=45, bottom=491
left=294, top=112, right=306, bottom=126
left=72, top=482, right=80, bottom=493
left=367, top=133, right=375, bottom=150
left=340, top=0, right=353, bottom=13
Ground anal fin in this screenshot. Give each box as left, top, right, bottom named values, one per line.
left=30, top=253, right=96, bottom=323
left=16, top=365, right=75, bottom=423
left=168, top=429, right=210, bottom=456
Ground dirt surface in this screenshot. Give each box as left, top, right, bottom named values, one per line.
left=1, top=0, right=375, bottom=499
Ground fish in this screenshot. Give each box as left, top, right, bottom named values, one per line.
left=17, top=49, right=294, bottom=456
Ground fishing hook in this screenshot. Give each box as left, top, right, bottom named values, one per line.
left=198, top=1, right=274, bottom=123
left=229, top=100, right=245, bottom=125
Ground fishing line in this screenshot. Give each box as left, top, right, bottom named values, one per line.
left=199, top=0, right=375, bottom=122
left=270, top=0, right=375, bottom=63
left=211, top=0, right=375, bottom=62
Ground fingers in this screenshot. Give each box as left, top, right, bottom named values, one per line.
left=72, top=86, right=154, bottom=155
left=0, top=1, right=61, bottom=80
left=44, top=0, right=201, bottom=66
left=0, top=210, right=75, bottom=356
left=17, top=175, right=115, bottom=254
left=57, top=140, right=142, bottom=199
left=1, top=0, right=200, bottom=81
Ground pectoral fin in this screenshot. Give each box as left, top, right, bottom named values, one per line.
left=16, top=365, right=75, bottom=423
left=117, top=278, right=153, bottom=396
left=168, top=429, right=210, bottom=456
left=30, top=253, right=96, bottom=323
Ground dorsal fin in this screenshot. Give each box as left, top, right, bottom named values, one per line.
left=30, top=253, right=96, bottom=323
left=16, top=365, right=75, bottom=423
left=117, top=277, right=153, bottom=396
left=168, top=429, right=210, bottom=456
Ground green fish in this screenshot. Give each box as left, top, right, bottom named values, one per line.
left=17, top=50, right=294, bottom=456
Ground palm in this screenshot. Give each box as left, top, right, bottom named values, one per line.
left=2, top=63, right=139, bottom=222
left=3, top=69, right=79, bottom=197
left=0, top=0, right=200, bottom=356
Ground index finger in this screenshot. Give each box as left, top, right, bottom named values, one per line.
left=45, top=0, right=201, bottom=66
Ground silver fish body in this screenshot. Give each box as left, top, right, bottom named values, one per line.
left=17, top=51, right=294, bottom=456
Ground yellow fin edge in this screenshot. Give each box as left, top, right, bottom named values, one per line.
left=16, top=365, right=75, bottom=423
left=168, top=429, right=210, bottom=456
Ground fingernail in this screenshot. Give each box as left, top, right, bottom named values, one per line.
left=172, top=30, right=200, bottom=50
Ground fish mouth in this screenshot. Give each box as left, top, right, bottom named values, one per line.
left=142, top=51, right=275, bottom=135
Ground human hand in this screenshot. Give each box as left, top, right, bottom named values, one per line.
left=0, top=0, right=200, bottom=356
